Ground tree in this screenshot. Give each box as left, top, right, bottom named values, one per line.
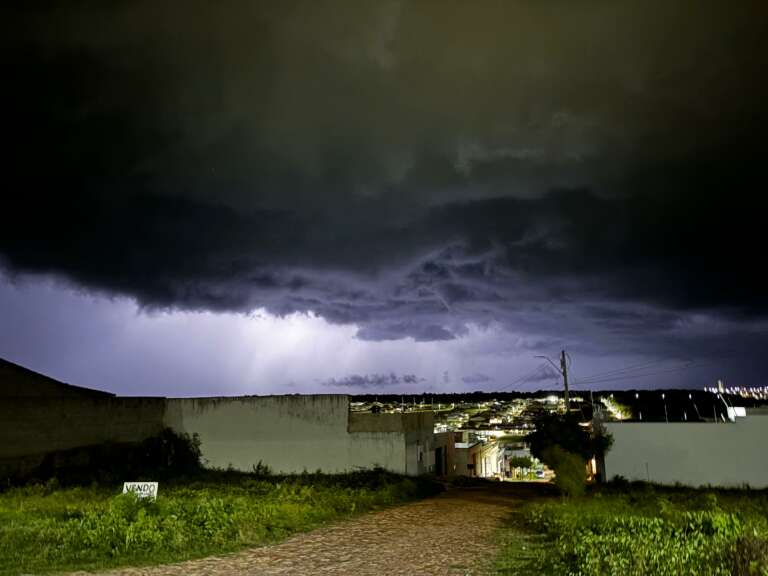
left=509, top=456, right=533, bottom=469
left=526, top=412, right=593, bottom=461
left=526, top=411, right=613, bottom=461
left=525, top=411, right=613, bottom=492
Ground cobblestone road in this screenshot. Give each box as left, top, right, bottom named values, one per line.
left=72, top=485, right=535, bottom=576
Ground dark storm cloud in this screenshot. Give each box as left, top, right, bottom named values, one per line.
left=322, top=373, right=426, bottom=389
left=356, top=322, right=458, bottom=342
left=461, top=374, right=492, bottom=385
left=4, top=0, right=767, bottom=348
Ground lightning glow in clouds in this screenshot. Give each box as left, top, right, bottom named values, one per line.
left=1, top=274, right=557, bottom=396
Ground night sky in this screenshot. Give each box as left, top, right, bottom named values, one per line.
left=3, top=1, right=766, bottom=396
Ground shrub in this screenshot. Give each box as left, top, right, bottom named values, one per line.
left=541, top=445, right=585, bottom=497
left=513, top=489, right=768, bottom=576
left=25, top=429, right=203, bottom=486
left=135, top=429, right=203, bottom=478
left=251, top=461, right=271, bottom=477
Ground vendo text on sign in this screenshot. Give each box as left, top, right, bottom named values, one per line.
left=122, top=482, right=158, bottom=500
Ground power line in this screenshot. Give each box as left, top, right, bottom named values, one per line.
left=573, top=363, right=706, bottom=386
left=499, top=364, right=548, bottom=391
left=576, top=359, right=710, bottom=384
left=574, top=359, right=673, bottom=382
left=498, top=363, right=550, bottom=391
left=516, top=369, right=561, bottom=391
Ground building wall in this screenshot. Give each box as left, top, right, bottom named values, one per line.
left=477, top=442, right=501, bottom=478
left=454, top=443, right=482, bottom=476
left=347, top=432, right=407, bottom=474
left=433, top=432, right=457, bottom=476
left=0, top=397, right=166, bottom=479
left=349, top=412, right=435, bottom=475
left=605, top=412, right=768, bottom=488
left=0, top=363, right=435, bottom=480
left=0, top=398, right=166, bottom=460
left=405, top=428, right=434, bottom=476
left=165, top=397, right=433, bottom=475
left=165, top=395, right=352, bottom=474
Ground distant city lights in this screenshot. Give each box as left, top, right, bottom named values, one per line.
left=704, top=385, right=767, bottom=400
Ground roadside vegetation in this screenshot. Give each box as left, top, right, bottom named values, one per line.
left=494, top=411, right=768, bottom=575
left=494, top=482, right=768, bottom=575
left=0, top=430, right=440, bottom=575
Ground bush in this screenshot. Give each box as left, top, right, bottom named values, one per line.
left=136, top=429, right=203, bottom=478
left=25, top=429, right=203, bottom=486
left=560, top=512, right=741, bottom=576
left=511, top=488, right=768, bottom=576
left=541, top=445, right=585, bottom=497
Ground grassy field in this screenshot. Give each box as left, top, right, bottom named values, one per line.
left=0, top=469, right=440, bottom=575
left=494, top=483, right=768, bottom=576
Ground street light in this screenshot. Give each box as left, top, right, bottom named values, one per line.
left=662, top=393, right=668, bottom=423
left=688, top=393, right=702, bottom=420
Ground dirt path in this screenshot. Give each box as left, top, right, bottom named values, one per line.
left=73, top=484, right=541, bottom=576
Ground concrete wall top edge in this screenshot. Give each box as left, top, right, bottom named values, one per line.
left=348, top=412, right=434, bottom=433
left=166, top=394, right=349, bottom=402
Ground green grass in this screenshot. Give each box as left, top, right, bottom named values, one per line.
left=494, top=511, right=557, bottom=574
left=493, top=484, right=768, bottom=576
left=0, top=469, right=440, bottom=575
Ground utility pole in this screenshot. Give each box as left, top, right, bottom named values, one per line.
left=560, top=350, right=570, bottom=410
left=535, top=350, right=570, bottom=411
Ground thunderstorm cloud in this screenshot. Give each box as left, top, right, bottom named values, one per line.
left=2, top=0, right=767, bottom=392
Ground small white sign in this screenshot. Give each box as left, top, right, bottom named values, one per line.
left=123, top=482, right=158, bottom=500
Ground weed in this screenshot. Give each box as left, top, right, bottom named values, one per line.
left=0, top=468, right=441, bottom=575
left=493, top=485, right=768, bottom=576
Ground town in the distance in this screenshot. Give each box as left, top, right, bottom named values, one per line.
left=351, top=382, right=768, bottom=482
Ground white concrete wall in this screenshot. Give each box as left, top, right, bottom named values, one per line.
left=605, top=413, right=768, bottom=488
left=348, top=432, right=406, bottom=474
left=405, top=430, right=433, bottom=476
left=165, top=395, right=426, bottom=475
left=350, top=412, right=435, bottom=476
left=165, top=396, right=352, bottom=474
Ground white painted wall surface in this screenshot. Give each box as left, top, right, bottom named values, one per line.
left=348, top=432, right=406, bottom=474
left=165, top=395, right=422, bottom=475
left=605, top=413, right=768, bottom=488
left=165, top=396, right=352, bottom=473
